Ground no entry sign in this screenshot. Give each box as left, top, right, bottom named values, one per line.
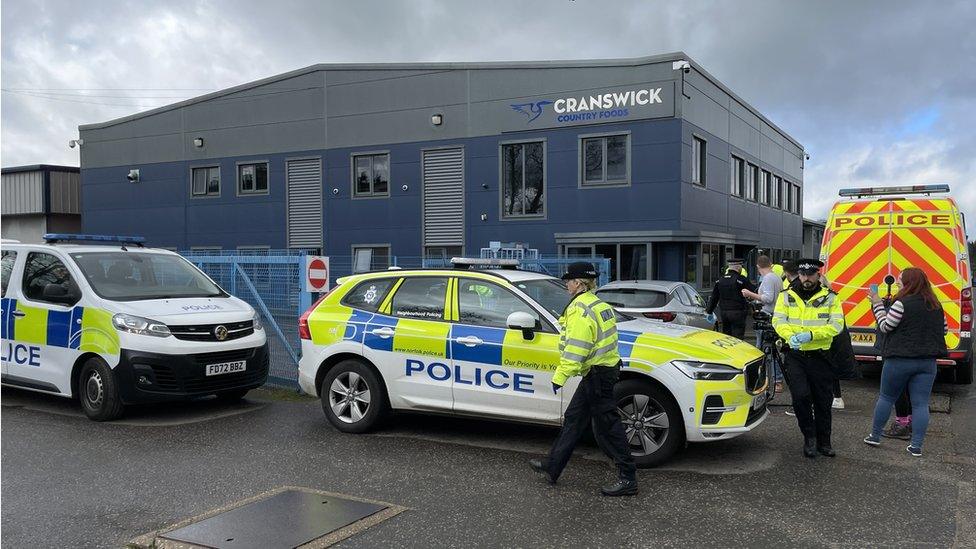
left=305, top=256, right=330, bottom=293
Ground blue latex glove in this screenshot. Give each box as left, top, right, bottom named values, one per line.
left=705, top=313, right=717, bottom=324
left=788, top=331, right=813, bottom=349
left=551, top=382, right=561, bottom=394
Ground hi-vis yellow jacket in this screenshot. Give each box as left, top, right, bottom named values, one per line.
left=772, top=286, right=845, bottom=351
left=554, top=291, right=621, bottom=386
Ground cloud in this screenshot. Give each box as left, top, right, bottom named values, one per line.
left=2, top=0, right=974, bottom=228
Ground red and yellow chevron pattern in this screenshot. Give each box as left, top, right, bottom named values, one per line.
left=822, top=198, right=968, bottom=350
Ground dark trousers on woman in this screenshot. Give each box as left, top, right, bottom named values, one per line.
left=546, top=364, right=637, bottom=483
left=784, top=350, right=835, bottom=445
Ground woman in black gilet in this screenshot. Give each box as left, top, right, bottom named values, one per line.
left=863, top=267, right=947, bottom=456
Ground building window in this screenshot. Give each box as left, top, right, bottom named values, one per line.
left=700, top=243, right=722, bottom=290
left=501, top=141, right=545, bottom=218
left=424, top=246, right=463, bottom=263
left=779, top=177, right=788, bottom=210
left=746, top=163, right=758, bottom=201
left=238, top=162, right=268, bottom=195
left=191, top=166, right=220, bottom=197
left=352, top=153, right=390, bottom=198
left=730, top=156, right=744, bottom=197
left=684, top=243, right=698, bottom=285
left=795, top=184, right=802, bottom=215
left=692, top=136, right=706, bottom=187
left=771, top=175, right=781, bottom=209
left=759, top=170, right=770, bottom=205
left=580, top=133, right=629, bottom=186
left=784, top=179, right=793, bottom=212
left=352, top=245, right=390, bottom=273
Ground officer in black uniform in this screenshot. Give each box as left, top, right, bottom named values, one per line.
left=704, top=258, right=756, bottom=340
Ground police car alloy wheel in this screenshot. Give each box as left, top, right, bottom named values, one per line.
left=614, top=379, right=684, bottom=467
left=320, top=359, right=388, bottom=433
left=78, top=357, right=124, bottom=421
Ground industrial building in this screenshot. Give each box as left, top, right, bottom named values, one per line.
left=78, top=52, right=805, bottom=289
left=1, top=164, right=81, bottom=243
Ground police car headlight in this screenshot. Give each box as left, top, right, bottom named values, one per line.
left=672, top=360, right=741, bottom=381
left=252, top=312, right=264, bottom=331
left=112, top=313, right=171, bottom=337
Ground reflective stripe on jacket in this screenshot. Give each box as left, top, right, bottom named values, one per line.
left=555, top=291, right=621, bottom=386
left=771, top=286, right=844, bottom=351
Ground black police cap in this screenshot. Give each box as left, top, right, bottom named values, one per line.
left=796, top=258, right=824, bottom=274
left=561, top=261, right=599, bottom=280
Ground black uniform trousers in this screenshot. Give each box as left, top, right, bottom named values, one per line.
left=783, top=349, right=835, bottom=444
left=720, top=310, right=748, bottom=340
left=546, top=364, right=637, bottom=482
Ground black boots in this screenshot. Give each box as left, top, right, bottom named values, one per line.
left=803, top=438, right=818, bottom=458
left=817, top=440, right=836, bottom=457
left=529, top=459, right=556, bottom=485
left=601, top=479, right=639, bottom=497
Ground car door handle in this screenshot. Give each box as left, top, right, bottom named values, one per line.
left=455, top=336, right=483, bottom=347
left=370, top=327, right=395, bottom=338
left=11, top=310, right=26, bottom=318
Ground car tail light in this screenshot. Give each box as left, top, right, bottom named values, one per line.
left=299, top=293, right=329, bottom=340
left=643, top=311, right=677, bottom=322
left=961, top=288, right=972, bottom=332
left=949, top=351, right=967, bottom=360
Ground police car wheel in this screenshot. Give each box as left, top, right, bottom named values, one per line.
left=78, top=357, right=124, bottom=421
left=614, top=379, right=684, bottom=468
left=321, top=360, right=388, bottom=433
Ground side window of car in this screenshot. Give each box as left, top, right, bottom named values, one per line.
left=1, top=251, right=17, bottom=297
left=674, top=286, right=694, bottom=307
left=390, top=277, right=448, bottom=320
left=457, top=279, right=540, bottom=329
left=341, top=278, right=397, bottom=312
left=22, top=252, right=80, bottom=305
left=683, top=285, right=706, bottom=308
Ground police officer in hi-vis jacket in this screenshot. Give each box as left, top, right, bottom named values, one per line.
left=529, top=262, right=638, bottom=496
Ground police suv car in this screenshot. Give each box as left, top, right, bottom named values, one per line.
left=0, top=235, right=268, bottom=420
left=298, top=260, right=769, bottom=466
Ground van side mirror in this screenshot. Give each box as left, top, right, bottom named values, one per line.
left=43, top=283, right=80, bottom=306
left=506, top=311, right=537, bottom=341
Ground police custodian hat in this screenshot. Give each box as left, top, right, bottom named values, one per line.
left=562, top=261, right=599, bottom=280
left=795, top=258, right=824, bottom=274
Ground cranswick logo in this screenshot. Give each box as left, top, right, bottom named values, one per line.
left=510, top=100, right=553, bottom=123
left=511, top=87, right=664, bottom=124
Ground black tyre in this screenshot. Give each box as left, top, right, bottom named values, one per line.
left=78, top=357, right=124, bottom=421
left=320, top=359, right=388, bottom=433
left=956, top=358, right=973, bottom=385
left=614, top=379, right=685, bottom=468
left=215, top=388, right=251, bottom=402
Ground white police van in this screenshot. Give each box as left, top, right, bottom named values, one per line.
left=0, top=234, right=268, bottom=420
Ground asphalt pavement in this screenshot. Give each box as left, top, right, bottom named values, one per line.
left=1, top=375, right=974, bottom=548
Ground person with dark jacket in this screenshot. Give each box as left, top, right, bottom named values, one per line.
left=862, top=267, right=948, bottom=457
left=705, top=258, right=756, bottom=339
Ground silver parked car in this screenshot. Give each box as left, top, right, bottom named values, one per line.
left=595, top=280, right=715, bottom=330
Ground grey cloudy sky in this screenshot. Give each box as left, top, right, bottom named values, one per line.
left=2, top=0, right=974, bottom=222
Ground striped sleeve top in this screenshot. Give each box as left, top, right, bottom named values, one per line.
left=872, top=299, right=949, bottom=334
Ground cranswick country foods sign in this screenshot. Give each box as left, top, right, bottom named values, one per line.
left=502, top=81, right=675, bottom=130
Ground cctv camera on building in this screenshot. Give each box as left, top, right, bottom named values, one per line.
left=127, top=169, right=140, bottom=182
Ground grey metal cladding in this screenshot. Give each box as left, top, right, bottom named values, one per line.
left=466, top=63, right=675, bottom=101
left=422, top=147, right=464, bottom=246
left=286, top=157, right=323, bottom=248
left=682, top=80, right=730, bottom=141
left=325, top=70, right=467, bottom=118
left=187, top=118, right=326, bottom=161
left=48, top=171, right=81, bottom=214
left=326, top=103, right=469, bottom=150
left=1, top=170, right=44, bottom=214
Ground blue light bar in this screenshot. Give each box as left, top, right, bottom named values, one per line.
left=838, top=184, right=950, bottom=198
left=43, top=233, right=146, bottom=246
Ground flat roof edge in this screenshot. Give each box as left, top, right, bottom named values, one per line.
left=2, top=164, right=80, bottom=174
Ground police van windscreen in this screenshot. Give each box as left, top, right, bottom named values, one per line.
left=71, top=252, right=226, bottom=301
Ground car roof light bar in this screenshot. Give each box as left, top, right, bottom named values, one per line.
left=450, top=257, right=520, bottom=270
left=43, top=233, right=146, bottom=246
left=838, top=184, right=950, bottom=198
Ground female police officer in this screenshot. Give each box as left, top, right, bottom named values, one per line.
left=529, top=262, right=638, bottom=496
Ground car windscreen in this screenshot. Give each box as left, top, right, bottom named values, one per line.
left=595, top=288, right=669, bottom=309
left=513, top=278, right=570, bottom=318
left=71, top=252, right=226, bottom=301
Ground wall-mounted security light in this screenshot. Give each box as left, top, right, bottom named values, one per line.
left=431, top=113, right=443, bottom=126
left=193, top=137, right=204, bottom=148
left=480, top=213, right=488, bottom=221
left=68, top=139, right=84, bottom=149
left=332, top=188, right=339, bottom=195
left=127, top=169, right=140, bottom=183
left=482, top=183, right=489, bottom=190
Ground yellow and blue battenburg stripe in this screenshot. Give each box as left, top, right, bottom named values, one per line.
left=0, top=298, right=120, bottom=355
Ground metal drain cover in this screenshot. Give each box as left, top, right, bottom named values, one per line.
left=160, top=489, right=387, bottom=549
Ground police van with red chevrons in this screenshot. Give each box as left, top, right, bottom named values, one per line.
left=299, top=259, right=770, bottom=466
